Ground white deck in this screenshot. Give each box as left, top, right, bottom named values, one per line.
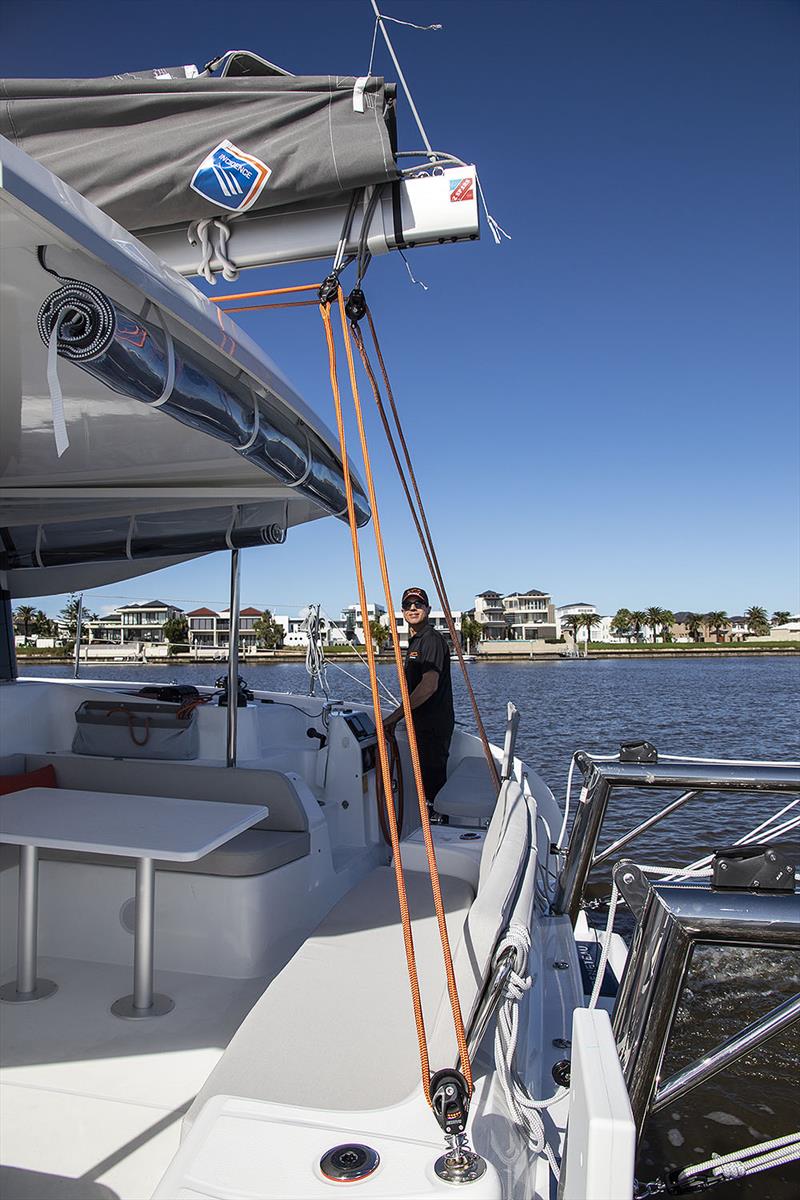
left=0, top=956, right=263, bottom=1199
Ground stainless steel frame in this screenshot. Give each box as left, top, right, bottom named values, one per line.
left=612, top=862, right=800, bottom=1133
left=226, top=547, right=241, bottom=768
left=553, top=757, right=800, bottom=923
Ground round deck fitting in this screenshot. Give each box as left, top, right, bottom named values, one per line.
left=320, top=1144, right=380, bottom=1183
left=434, top=1149, right=487, bottom=1185
left=111, top=993, right=175, bottom=1019
left=0, top=978, right=57, bottom=1003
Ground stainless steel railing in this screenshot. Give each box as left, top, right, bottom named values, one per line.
left=612, top=861, right=800, bottom=1133
left=552, top=757, right=800, bottom=923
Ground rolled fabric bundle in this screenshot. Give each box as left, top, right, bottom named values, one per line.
left=35, top=282, right=370, bottom=526
left=1, top=508, right=288, bottom=570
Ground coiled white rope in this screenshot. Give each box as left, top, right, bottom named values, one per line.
left=493, top=923, right=565, bottom=1179
left=301, top=605, right=330, bottom=699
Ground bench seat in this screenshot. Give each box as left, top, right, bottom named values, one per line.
left=0, top=753, right=312, bottom=878
left=435, top=755, right=498, bottom=821
left=38, top=828, right=310, bottom=877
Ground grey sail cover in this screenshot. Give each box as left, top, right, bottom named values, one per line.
left=0, top=73, right=398, bottom=233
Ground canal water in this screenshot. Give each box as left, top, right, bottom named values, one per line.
left=22, top=655, right=800, bottom=1195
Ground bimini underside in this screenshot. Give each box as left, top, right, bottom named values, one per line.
left=0, top=136, right=369, bottom=597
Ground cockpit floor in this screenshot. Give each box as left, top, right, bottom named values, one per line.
left=0, top=955, right=264, bottom=1199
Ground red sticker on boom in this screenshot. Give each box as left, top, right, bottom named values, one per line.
left=449, top=177, right=474, bottom=202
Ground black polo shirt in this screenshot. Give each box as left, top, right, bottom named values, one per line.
left=404, top=621, right=454, bottom=733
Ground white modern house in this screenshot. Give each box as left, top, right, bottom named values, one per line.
left=555, top=603, right=597, bottom=638
left=473, top=590, right=506, bottom=640
left=186, top=606, right=265, bottom=653
left=115, top=600, right=184, bottom=644
left=502, top=589, right=557, bottom=640
left=338, top=602, right=385, bottom=647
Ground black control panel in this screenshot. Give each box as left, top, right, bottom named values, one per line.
left=342, top=711, right=378, bottom=772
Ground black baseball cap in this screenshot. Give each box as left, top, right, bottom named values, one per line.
left=401, top=587, right=429, bottom=608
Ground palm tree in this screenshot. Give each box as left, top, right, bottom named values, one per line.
left=659, top=609, right=675, bottom=643
left=745, top=606, right=770, bottom=637
left=771, top=610, right=791, bottom=627
left=580, top=611, right=601, bottom=656
left=610, top=608, right=634, bottom=642
left=685, top=612, right=705, bottom=642
left=561, top=614, right=582, bottom=651
left=12, top=605, right=36, bottom=641
left=645, top=606, right=664, bottom=644
left=705, top=611, right=730, bottom=642
left=630, top=611, right=646, bottom=643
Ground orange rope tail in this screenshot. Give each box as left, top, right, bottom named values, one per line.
left=210, top=283, right=321, bottom=303
left=335, top=291, right=473, bottom=1090
left=354, top=310, right=501, bottom=795
left=318, top=300, right=432, bottom=1095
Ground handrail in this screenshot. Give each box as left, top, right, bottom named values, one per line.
left=553, top=756, right=800, bottom=923
left=456, top=945, right=517, bottom=1072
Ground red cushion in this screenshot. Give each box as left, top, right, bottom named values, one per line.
left=0, top=764, right=58, bottom=795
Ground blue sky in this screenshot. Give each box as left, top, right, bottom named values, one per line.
left=5, top=0, right=799, bottom=619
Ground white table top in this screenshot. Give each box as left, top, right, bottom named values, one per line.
left=0, top=788, right=269, bottom=860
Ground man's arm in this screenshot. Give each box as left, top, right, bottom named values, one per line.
left=384, top=670, right=439, bottom=728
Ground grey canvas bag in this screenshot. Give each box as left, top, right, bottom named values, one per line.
left=72, top=700, right=199, bottom=760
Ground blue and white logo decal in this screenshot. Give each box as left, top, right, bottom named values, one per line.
left=190, top=140, right=272, bottom=213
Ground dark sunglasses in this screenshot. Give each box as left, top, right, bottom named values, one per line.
left=402, top=601, right=424, bottom=611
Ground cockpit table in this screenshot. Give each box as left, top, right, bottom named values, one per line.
left=0, top=787, right=268, bottom=1018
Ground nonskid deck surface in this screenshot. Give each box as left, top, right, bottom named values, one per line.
left=0, top=956, right=264, bottom=1200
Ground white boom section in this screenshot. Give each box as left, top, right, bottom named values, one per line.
left=140, top=167, right=480, bottom=275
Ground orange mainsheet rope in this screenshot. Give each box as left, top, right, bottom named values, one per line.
left=334, top=291, right=473, bottom=1090
left=353, top=311, right=501, bottom=795
left=210, top=283, right=321, bottom=303
left=221, top=299, right=320, bottom=314
left=318, top=299, right=433, bottom=1094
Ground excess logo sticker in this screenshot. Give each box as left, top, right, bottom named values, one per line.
left=449, top=176, right=474, bottom=203
left=190, top=140, right=272, bottom=213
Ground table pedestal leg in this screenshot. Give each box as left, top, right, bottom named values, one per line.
left=111, top=857, right=174, bottom=1019
left=0, top=845, right=57, bottom=1002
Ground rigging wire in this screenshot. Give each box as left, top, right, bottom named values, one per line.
left=368, top=0, right=438, bottom=158
left=352, top=307, right=501, bottom=794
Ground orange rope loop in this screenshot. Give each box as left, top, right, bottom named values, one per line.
left=355, top=309, right=501, bottom=795
left=333, top=290, right=473, bottom=1091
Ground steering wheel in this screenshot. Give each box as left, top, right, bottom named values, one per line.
left=375, top=728, right=405, bottom=845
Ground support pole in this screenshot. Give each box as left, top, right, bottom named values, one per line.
left=227, top=548, right=241, bottom=768
left=73, top=593, right=83, bottom=679
left=133, top=857, right=155, bottom=1011
left=111, top=857, right=174, bottom=1018
left=0, top=845, right=57, bottom=1003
